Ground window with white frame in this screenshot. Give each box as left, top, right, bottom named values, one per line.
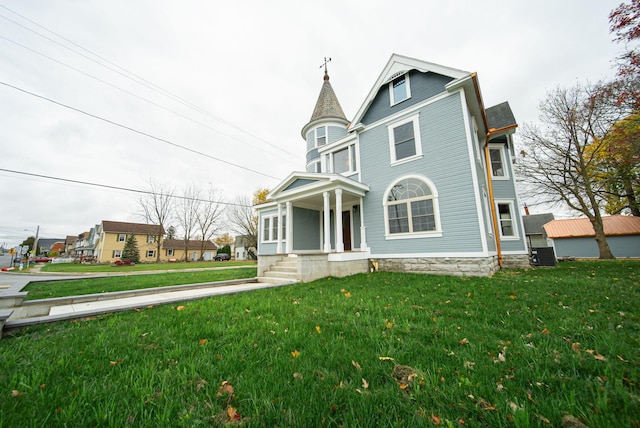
left=146, top=250, right=156, bottom=258
left=262, top=214, right=287, bottom=243
left=147, top=235, right=155, bottom=243
left=384, top=176, right=440, bottom=238
left=329, top=144, right=357, bottom=174
left=117, top=234, right=126, bottom=242
left=166, top=249, right=174, bottom=256
left=316, top=126, right=326, bottom=147
left=388, top=114, right=422, bottom=164
left=308, top=160, right=321, bottom=173
left=495, top=201, right=517, bottom=238
left=113, top=249, right=122, bottom=258
left=389, top=73, right=410, bottom=105
left=489, top=145, right=508, bottom=178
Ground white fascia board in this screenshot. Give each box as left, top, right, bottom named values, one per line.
left=318, top=132, right=358, bottom=154
left=254, top=201, right=278, bottom=212
left=350, top=53, right=471, bottom=126
left=269, top=173, right=369, bottom=202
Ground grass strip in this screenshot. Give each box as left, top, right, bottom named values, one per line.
left=22, top=267, right=258, bottom=300
left=1, top=260, right=638, bottom=426
left=40, top=260, right=255, bottom=273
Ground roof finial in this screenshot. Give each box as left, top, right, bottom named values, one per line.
left=319, top=57, right=331, bottom=80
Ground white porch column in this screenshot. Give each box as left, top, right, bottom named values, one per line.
left=359, top=196, right=368, bottom=250
left=286, top=201, right=293, bottom=253
left=335, top=189, right=344, bottom=253
left=323, top=191, right=331, bottom=253
left=276, top=203, right=283, bottom=254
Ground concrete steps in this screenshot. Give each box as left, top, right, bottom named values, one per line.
left=259, top=259, right=299, bottom=284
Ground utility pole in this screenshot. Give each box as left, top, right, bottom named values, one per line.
left=32, top=225, right=39, bottom=258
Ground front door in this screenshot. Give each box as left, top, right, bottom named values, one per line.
left=342, top=210, right=352, bottom=251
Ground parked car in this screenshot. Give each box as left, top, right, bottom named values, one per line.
left=34, top=257, right=52, bottom=263
left=214, top=253, right=230, bottom=261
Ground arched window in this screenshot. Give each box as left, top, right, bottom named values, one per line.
left=384, top=176, right=441, bottom=238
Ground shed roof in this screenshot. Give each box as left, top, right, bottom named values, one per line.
left=543, top=215, right=640, bottom=238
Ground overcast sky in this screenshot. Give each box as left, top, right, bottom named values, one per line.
left=0, top=0, right=623, bottom=248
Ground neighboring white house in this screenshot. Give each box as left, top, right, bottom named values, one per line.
left=256, top=54, right=529, bottom=281
left=234, top=235, right=255, bottom=260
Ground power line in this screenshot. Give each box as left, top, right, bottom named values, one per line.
left=0, top=167, right=253, bottom=208
left=0, top=6, right=301, bottom=162
left=0, top=33, right=299, bottom=165
left=0, top=80, right=280, bottom=180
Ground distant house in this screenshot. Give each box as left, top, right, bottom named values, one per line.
left=94, top=220, right=164, bottom=263
left=64, top=235, right=78, bottom=256
left=543, top=215, right=640, bottom=258
left=522, top=213, right=555, bottom=250
left=234, top=235, right=256, bottom=260
left=162, top=239, right=218, bottom=261
left=73, top=225, right=101, bottom=261
left=37, top=238, right=65, bottom=255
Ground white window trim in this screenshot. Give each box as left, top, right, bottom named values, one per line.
left=166, top=249, right=174, bottom=256
left=315, top=126, right=327, bottom=147
left=146, top=250, right=156, bottom=258
left=117, top=234, right=126, bottom=242
left=147, top=235, right=155, bottom=243
left=494, top=199, right=519, bottom=240
left=113, top=249, right=122, bottom=258
left=488, top=144, right=509, bottom=180
left=261, top=214, right=286, bottom=243
left=383, top=174, right=442, bottom=240
left=329, top=144, right=358, bottom=175
left=389, top=72, right=411, bottom=106
left=388, top=113, right=423, bottom=165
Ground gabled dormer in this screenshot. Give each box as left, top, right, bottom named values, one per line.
left=302, top=68, right=350, bottom=173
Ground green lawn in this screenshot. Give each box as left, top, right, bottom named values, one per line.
left=22, top=267, right=258, bottom=300
left=1, top=260, right=638, bottom=427
left=39, top=260, right=255, bottom=273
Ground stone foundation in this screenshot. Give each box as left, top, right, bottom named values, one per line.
left=259, top=254, right=370, bottom=283
left=502, top=254, right=531, bottom=269
left=374, top=256, right=501, bottom=277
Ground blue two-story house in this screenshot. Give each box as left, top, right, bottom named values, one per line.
left=256, top=54, right=529, bottom=282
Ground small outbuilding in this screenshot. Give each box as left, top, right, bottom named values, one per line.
left=543, top=215, right=640, bottom=258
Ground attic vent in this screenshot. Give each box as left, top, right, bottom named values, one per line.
left=389, top=71, right=406, bottom=81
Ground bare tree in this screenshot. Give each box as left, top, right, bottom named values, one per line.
left=196, top=185, right=224, bottom=260
left=226, top=194, right=258, bottom=260
left=138, top=178, right=174, bottom=262
left=516, top=82, right=626, bottom=259
left=176, top=183, right=201, bottom=261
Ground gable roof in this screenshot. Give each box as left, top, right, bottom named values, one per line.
left=350, top=53, right=470, bottom=127
left=522, top=213, right=555, bottom=235
left=266, top=171, right=369, bottom=202
left=162, top=239, right=217, bottom=250
left=101, top=220, right=163, bottom=236
left=543, top=215, right=640, bottom=238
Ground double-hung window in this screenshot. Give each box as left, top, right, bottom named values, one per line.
left=388, top=114, right=422, bottom=164
left=146, top=250, right=155, bottom=258
left=316, top=126, right=326, bottom=147
left=488, top=145, right=508, bottom=179
left=389, top=73, right=410, bottom=105
left=117, top=234, right=126, bottom=242
left=384, top=176, right=441, bottom=238
left=113, top=250, right=122, bottom=258
left=495, top=201, right=517, bottom=238
left=147, top=235, right=155, bottom=243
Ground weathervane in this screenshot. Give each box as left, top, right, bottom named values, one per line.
left=319, top=57, right=332, bottom=73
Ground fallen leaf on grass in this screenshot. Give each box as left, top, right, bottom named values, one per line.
left=536, top=413, right=551, bottom=424
left=291, top=350, right=300, bottom=358
left=541, top=328, right=550, bottom=335
left=227, top=406, right=242, bottom=421
left=379, top=356, right=395, bottom=361
left=352, top=360, right=362, bottom=371
left=477, top=398, right=496, bottom=411
left=561, top=413, right=588, bottom=428
left=594, top=353, right=607, bottom=361
left=464, top=361, right=475, bottom=370
left=361, top=378, right=369, bottom=389
left=571, top=342, right=580, bottom=352
left=431, top=414, right=441, bottom=425
left=315, top=325, right=321, bottom=334
left=293, top=372, right=303, bottom=381
left=11, top=390, right=21, bottom=397
left=110, top=359, right=123, bottom=366
left=618, top=355, right=629, bottom=362
left=176, top=306, right=186, bottom=311
left=196, top=379, right=207, bottom=392
left=217, top=381, right=234, bottom=397
left=459, top=338, right=468, bottom=345
left=199, top=339, right=207, bottom=345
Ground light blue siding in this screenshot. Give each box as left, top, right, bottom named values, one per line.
left=285, top=179, right=318, bottom=191
left=362, top=71, right=454, bottom=125
left=328, top=125, right=348, bottom=143
left=306, top=148, right=319, bottom=164
left=553, top=235, right=640, bottom=258
left=360, top=92, right=484, bottom=254
left=293, top=207, right=321, bottom=251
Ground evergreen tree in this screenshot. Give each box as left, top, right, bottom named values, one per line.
left=219, top=244, right=231, bottom=255
left=121, top=234, right=140, bottom=263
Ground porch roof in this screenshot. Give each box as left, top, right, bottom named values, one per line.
left=264, top=172, right=369, bottom=208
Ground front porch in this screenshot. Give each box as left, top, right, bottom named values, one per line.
left=258, top=253, right=370, bottom=283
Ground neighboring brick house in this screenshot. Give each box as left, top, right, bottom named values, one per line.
left=162, top=239, right=218, bottom=261
left=94, top=220, right=164, bottom=263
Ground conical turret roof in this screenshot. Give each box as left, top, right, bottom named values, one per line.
left=302, top=70, right=349, bottom=138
